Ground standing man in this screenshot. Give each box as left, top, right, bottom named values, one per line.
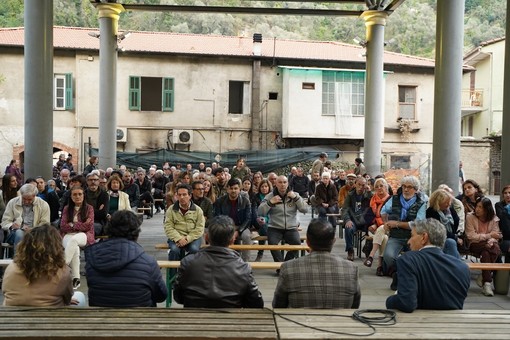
left=85, top=173, right=109, bottom=236
left=214, top=178, right=253, bottom=261
left=314, top=171, right=339, bottom=228
left=458, top=161, right=465, bottom=194
left=164, top=183, right=205, bottom=276
left=174, top=215, right=263, bottom=308
left=258, top=175, right=308, bottom=262
left=342, top=176, right=373, bottom=261
left=386, top=219, right=470, bottom=313
left=273, top=219, right=360, bottom=308
left=354, top=157, right=366, bottom=176
left=2, top=184, right=50, bottom=252
left=311, top=152, right=328, bottom=176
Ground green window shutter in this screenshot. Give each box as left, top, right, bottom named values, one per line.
left=162, top=77, right=174, bottom=112
left=129, top=76, right=141, bottom=111
left=65, top=73, right=73, bottom=110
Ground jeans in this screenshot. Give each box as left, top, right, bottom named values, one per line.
left=6, top=229, right=25, bottom=257
left=267, top=227, right=301, bottom=262
left=443, top=238, right=461, bottom=258
left=167, top=237, right=202, bottom=278
left=167, top=238, right=202, bottom=261
left=318, top=205, right=339, bottom=228
left=344, top=223, right=357, bottom=252
left=382, top=237, right=410, bottom=275
left=257, top=223, right=268, bottom=257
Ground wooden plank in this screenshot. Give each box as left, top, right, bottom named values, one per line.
left=157, top=260, right=281, bottom=270
left=154, top=243, right=309, bottom=251
left=467, top=262, right=510, bottom=271
left=0, top=308, right=277, bottom=339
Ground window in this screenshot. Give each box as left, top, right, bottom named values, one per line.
left=398, top=86, right=417, bottom=120
left=229, top=80, right=250, bottom=114
left=322, top=71, right=365, bottom=116
left=54, top=73, right=73, bottom=110
left=390, top=155, right=411, bottom=169
left=129, top=76, right=174, bottom=112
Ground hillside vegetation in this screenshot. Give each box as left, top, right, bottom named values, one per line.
left=0, top=0, right=506, bottom=58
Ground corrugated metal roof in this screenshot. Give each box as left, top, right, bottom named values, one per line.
left=0, top=26, right=435, bottom=68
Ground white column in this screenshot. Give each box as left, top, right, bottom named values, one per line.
left=361, top=10, right=388, bottom=177
left=97, top=3, right=124, bottom=169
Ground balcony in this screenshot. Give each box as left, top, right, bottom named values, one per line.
left=461, top=89, right=484, bottom=108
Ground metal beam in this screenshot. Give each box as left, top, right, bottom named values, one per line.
left=120, top=4, right=363, bottom=16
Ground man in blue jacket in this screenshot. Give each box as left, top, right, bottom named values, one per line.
left=85, top=210, right=167, bottom=307
left=386, top=218, right=470, bottom=313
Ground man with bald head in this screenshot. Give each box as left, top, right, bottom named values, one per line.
left=258, top=175, right=308, bottom=263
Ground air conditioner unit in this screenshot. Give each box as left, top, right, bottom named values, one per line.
left=172, top=129, right=194, bottom=144
left=116, top=127, right=128, bottom=142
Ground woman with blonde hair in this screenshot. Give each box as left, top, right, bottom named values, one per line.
left=363, top=177, right=390, bottom=276
left=2, top=224, right=84, bottom=306
left=426, top=189, right=461, bottom=257
left=203, top=178, right=217, bottom=203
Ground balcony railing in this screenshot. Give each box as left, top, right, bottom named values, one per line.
left=461, top=89, right=484, bottom=108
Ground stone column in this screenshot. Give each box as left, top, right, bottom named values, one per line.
left=24, top=0, right=53, bottom=180
left=97, top=3, right=124, bottom=169
left=361, top=10, right=388, bottom=176
left=251, top=34, right=262, bottom=150
left=431, top=0, right=464, bottom=193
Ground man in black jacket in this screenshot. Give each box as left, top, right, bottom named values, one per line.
left=214, top=178, right=252, bottom=261
left=174, top=215, right=264, bottom=308
left=85, top=173, right=109, bottom=236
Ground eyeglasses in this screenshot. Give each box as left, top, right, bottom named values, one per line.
left=401, top=185, right=415, bottom=190
left=87, top=178, right=99, bottom=182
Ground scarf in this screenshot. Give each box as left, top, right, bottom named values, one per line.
left=438, top=209, right=454, bottom=234
left=399, top=194, right=417, bottom=221
left=109, top=190, right=119, bottom=198
left=370, top=193, right=389, bottom=226
left=504, top=203, right=510, bottom=215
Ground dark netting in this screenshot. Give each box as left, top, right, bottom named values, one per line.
left=90, top=146, right=342, bottom=173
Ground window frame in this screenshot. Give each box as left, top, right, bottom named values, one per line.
left=54, top=73, right=73, bottom=110
left=129, top=76, right=175, bottom=112
left=322, top=71, right=365, bottom=117
left=398, top=85, right=417, bottom=120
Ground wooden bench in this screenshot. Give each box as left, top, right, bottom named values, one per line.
left=0, top=307, right=277, bottom=339
left=1, top=307, right=509, bottom=339
left=157, top=260, right=283, bottom=308
left=467, top=262, right=510, bottom=295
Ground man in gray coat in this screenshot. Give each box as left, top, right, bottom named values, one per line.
left=273, top=218, right=361, bottom=308
left=258, top=175, right=308, bottom=262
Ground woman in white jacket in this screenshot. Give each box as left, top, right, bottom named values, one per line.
left=106, top=175, right=132, bottom=218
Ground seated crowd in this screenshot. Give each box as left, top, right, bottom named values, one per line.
left=0, top=155, right=508, bottom=313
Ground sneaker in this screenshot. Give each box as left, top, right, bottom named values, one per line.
left=482, top=282, right=494, bottom=296
left=72, top=278, right=81, bottom=290
left=476, top=274, right=483, bottom=287
left=390, top=272, right=398, bottom=291
left=347, top=250, right=354, bottom=262
left=255, top=254, right=263, bottom=262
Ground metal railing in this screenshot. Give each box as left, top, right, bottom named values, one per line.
left=461, top=89, right=484, bottom=108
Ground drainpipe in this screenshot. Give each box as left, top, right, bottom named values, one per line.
left=251, top=33, right=262, bottom=150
